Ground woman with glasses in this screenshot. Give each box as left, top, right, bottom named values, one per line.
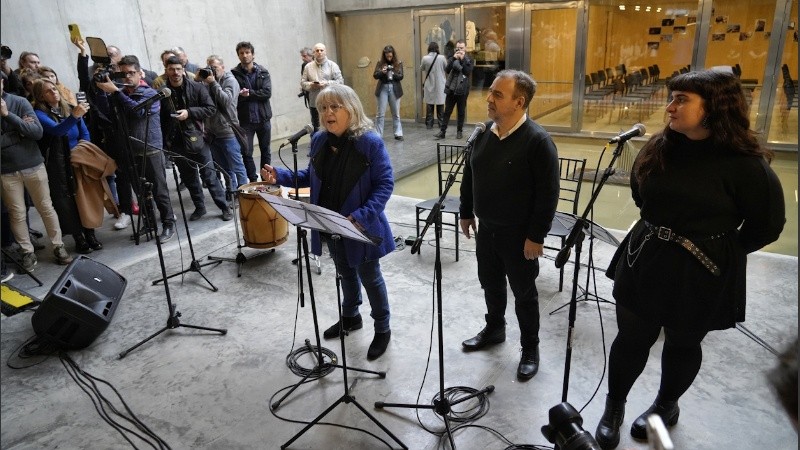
left=372, top=45, right=404, bottom=141
left=261, top=84, right=395, bottom=360
left=32, top=78, right=103, bottom=255
left=593, top=70, right=785, bottom=449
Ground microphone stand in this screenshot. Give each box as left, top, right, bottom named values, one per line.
left=376, top=140, right=494, bottom=449
left=118, top=181, right=227, bottom=359
left=151, top=151, right=222, bottom=291
left=554, top=140, right=626, bottom=402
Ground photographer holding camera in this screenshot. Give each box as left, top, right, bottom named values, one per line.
left=160, top=56, right=231, bottom=222
left=372, top=45, right=404, bottom=141
left=197, top=55, right=247, bottom=190
left=94, top=55, right=177, bottom=241
left=435, top=39, right=473, bottom=140
left=0, top=45, right=26, bottom=98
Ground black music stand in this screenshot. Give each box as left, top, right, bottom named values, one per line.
left=260, top=194, right=406, bottom=450
left=548, top=212, right=619, bottom=315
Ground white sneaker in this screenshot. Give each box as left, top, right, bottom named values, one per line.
left=114, top=213, right=132, bottom=230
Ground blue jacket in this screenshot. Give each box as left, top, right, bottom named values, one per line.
left=274, top=130, right=395, bottom=267
left=95, top=85, right=164, bottom=155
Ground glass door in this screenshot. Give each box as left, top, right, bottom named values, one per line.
left=415, top=8, right=462, bottom=122
left=525, top=2, right=582, bottom=131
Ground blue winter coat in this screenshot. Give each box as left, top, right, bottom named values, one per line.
left=274, top=130, right=395, bottom=268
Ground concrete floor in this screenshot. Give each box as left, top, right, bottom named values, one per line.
left=1, top=122, right=797, bottom=449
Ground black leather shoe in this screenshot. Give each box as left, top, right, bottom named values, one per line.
left=221, top=208, right=233, bottom=221
left=160, top=223, right=175, bottom=242
left=595, top=395, right=626, bottom=449
left=189, top=209, right=207, bottom=221
left=630, top=398, right=679, bottom=440
left=323, top=314, right=363, bottom=339
left=456, top=130, right=463, bottom=139
left=434, top=131, right=446, bottom=139
left=367, top=330, right=391, bottom=360
left=462, top=326, right=505, bottom=351
left=394, top=135, right=403, bottom=141
left=517, top=346, right=539, bottom=380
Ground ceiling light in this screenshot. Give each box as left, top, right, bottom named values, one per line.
left=619, top=5, right=626, bottom=10
left=635, top=5, right=641, bottom=11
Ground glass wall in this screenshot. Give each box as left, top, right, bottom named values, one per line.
left=333, top=1, right=797, bottom=148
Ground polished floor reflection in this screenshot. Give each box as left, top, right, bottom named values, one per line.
left=395, top=134, right=798, bottom=256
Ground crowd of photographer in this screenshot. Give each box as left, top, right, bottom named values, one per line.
left=0, top=38, right=270, bottom=277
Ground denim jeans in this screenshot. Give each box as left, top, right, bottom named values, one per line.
left=326, top=238, right=391, bottom=333
left=0, top=163, right=64, bottom=253
left=210, top=136, right=248, bottom=190
left=375, top=83, right=403, bottom=138
left=242, top=121, right=271, bottom=182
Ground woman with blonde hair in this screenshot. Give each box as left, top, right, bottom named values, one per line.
left=32, top=78, right=102, bottom=254
left=261, top=84, right=396, bottom=360
left=37, top=66, right=77, bottom=106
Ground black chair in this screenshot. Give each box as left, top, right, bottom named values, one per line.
left=415, top=144, right=467, bottom=261
left=545, top=157, right=587, bottom=291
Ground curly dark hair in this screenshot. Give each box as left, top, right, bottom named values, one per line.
left=635, top=70, right=772, bottom=183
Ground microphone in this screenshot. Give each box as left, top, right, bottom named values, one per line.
left=279, top=124, right=314, bottom=149
left=465, top=122, right=487, bottom=147
left=609, top=123, right=646, bottom=144
left=131, top=87, right=171, bottom=112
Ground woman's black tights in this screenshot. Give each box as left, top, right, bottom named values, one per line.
left=607, top=306, right=708, bottom=402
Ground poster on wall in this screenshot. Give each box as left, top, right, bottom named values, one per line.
left=712, top=33, right=726, bottom=41
left=715, top=15, right=728, bottom=24
left=739, top=32, right=753, bottom=41
left=647, top=41, right=660, bottom=50
left=755, top=19, right=766, bottom=32
left=726, top=24, right=741, bottom=33
left=662, top=19, right=675, bottom=27
left=649, top=27, right=661, bottom=35
left=687, top=16, right=697, bottom=25
left=674, top=26, right=687, bottom=34
left=661, top=35, right=673, bottom=42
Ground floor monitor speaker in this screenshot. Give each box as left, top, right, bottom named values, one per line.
left=32, top=256, right=127, bottom=349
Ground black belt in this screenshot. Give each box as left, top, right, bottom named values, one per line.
left=643, top=222, right=721, bottom=276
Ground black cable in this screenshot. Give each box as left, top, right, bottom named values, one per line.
left=59, top=352, right=172, bottom=449
left=6, top=334, right=57, bottom=369
left=284, top=343, right=337, bottom=378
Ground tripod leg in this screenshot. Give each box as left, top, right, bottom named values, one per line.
left=281, top=396, right=347, bottom=449
left=349, top=397, right=408, bottom=449
left=178, top=323, right=227, bottom=334
left=119, top=325, right=170, bottom=359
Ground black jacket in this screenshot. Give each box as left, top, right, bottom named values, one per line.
left=159, top=77, right=216, bottom=150
left=373, top=61, right=404, bottom=98
left=231, top=63, right=272, bottom=124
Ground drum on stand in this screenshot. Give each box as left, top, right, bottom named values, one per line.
left=238, top=182, right=289, bottom=249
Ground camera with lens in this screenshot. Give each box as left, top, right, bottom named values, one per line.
left=0, top=45, right=12, bottom=61
left=541, top=402, right=601, bottom=450
left=198, top=67, right=215, bottom=79
left=386, top=64, right=394, bottom=81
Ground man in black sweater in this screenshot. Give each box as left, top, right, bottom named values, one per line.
left=459, top=70, right=560, bottom=381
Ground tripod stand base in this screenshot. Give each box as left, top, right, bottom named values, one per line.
left=152, top=259, right=222, bottom=291
left=119, top=303, right=227, bottom=359
left=208, top=247, right=275, bottom=277
left=282, top=393, right=408, bottom=449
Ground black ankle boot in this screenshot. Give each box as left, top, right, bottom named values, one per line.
left=74, top=234, right=92, bottom=254
left=595, top=395, right=626, bottom=449
left=630, top=397, right=679, bottom=440
left=84, top=230, right=103, bottom=251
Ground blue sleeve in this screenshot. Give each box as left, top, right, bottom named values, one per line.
left=349, top=133, right=394, bottom=227
left=35, top=110, right=80, bottom=138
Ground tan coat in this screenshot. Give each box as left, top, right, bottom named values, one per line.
left=70, top=141, right=119, bottom=228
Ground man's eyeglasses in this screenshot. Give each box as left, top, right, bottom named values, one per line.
left=120, top=71, right=138, bottom=77
left=319, top=104, right=344, bottom=113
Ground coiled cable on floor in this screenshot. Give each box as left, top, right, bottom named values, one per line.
left=430, top=386, right=490, bottom=424
left=285, top=339, right=337, bottom=378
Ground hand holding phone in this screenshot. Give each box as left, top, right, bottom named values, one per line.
left=68, top=24, right=82, bottom=43
left=76, top=91, right=87, bottom=104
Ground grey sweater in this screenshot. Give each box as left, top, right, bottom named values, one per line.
left=205, top=71, right=240, bottom=139
left=1, top=92, right=44, bottom=174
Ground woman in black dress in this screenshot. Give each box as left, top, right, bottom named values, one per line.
left=594, top=70, right=785, bottom=449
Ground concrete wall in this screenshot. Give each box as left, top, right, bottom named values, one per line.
left=0, top=0, right=336, bottom=139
